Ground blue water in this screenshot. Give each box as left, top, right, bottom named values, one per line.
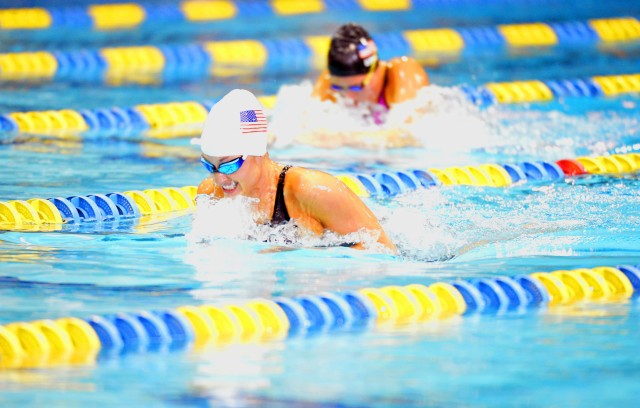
left=1, top=1, right=640, bottom=406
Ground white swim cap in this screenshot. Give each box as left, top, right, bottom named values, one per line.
left=200, top=89, right=268, bottom=157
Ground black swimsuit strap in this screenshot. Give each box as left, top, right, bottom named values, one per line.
left=271, top=165, right=292, bottom=225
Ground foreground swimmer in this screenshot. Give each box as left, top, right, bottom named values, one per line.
left=196, top=89, right=397, bottom=253
left=313, top=23, right=430, bottom=125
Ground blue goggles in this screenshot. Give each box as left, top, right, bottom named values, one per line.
left=330, top=83, right=366, bottom=92
left=200, top=155, right=246, bottom=175
left=329, top=61, right=377, bottom=92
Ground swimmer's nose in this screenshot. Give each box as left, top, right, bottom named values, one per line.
left=345, top=90, right=359, bottom=100
left=214, top=173, right=231, bottom=184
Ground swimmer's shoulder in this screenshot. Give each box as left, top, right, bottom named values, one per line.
left=384, top=56, right=430, bottom=105
left=312, top=69, right=337, bottom=102
left=281, top=167, right=342, bottom=230
left=283, top=166, right=346, bottom=200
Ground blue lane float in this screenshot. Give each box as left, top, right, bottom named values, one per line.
left=275, top=297, right=310, bottom=335
left=502, top=163, right=528, bottom=183
left=458, top=26, right=506, bottom=48
left=354, top=174, right=386, bottom=197
left=263, top=38, right=312, bottom=73
left=48, top=197, right=81, bottom=224
left=68, top=196, right=103, bottom=222
left=2, top=264, right=638, bottom=369
left=519, top=161, right=549, bottom=181
left=549, top=21, right=599, bottom=45
left=133, top=311, right=172, bottom=346
left=86, top=314, right=124, bottom=352
left=109, top=313, right=150, bottom=352
left=374, top=172, right=408, bottom=197
left=617, top=265, right=640, bottom=293
left=409, top=169, right=442, bottom=188
left=539, top=161, right=565, bottom=180
left=341, top=291, right=377, bottom=323
left=494, top=277, right=530, bottom=310
left=88, top=194, right=119, bottom=220
left=512, top=275, right=551, bottom=306
left=395, top=170, right=423, bottom=190
left=153, top=309, right=195, bottom=346
left=470, top=278, right=510, bottom=313
left=318, top=292, right=355, bottom=329
left=0, top=114, right=18, bottom=132
left=123, top=107, right=149, bottom=131
left=544, top=78, right=603, bottom=98
left=452, top=280, right=486, bottom=314
left=294, top=295, right=335, bottom=332
left=107, top=192, right=140, bottom=218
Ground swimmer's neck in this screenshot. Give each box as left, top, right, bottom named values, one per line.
left=245, top=156, right=282, bottom=204
left=369, top=63, right=387, bottom=105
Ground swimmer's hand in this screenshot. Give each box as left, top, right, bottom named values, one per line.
left=197, top=177, right=224, bottom=199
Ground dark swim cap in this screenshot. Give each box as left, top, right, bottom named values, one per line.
left=328, top=23, right=378, bottom=77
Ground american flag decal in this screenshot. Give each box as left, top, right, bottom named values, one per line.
left=239, top=109, right=267, bottom=134
left=357, top=40, right=376, bottom=59
left=358, top=39, right=378, bottom=67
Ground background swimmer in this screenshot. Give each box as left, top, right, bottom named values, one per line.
left=197, top=89, right=397, bottom=253
left=313, top=22, right=430, bottom=122
left=269, top=23, right=432, bottom=149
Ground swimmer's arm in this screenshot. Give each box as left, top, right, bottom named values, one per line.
left=197, top=177, right=224, bottom=198
left=294, top=171, right=397, bottom=253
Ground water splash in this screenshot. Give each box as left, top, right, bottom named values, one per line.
left=185, top=175, right=640, bottom=265
left=268, top=81, right=640, bottom=163
left=269, top=81, right=494, bottom=151
left=269, top=81, right=380, bottom=149
left=186, top=195, right=390, bottom=253
left=377, top=176, right=640, bottom=263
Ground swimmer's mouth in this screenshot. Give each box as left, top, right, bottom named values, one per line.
left=221, top=181, right=238, bottom=192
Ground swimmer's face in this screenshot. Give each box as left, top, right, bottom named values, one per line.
left=203, top=154, right=254, bottom=198
left=330, top=63, right=381, bottom=105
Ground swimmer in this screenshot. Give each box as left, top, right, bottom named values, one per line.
left=196, top=89, right=397, bottom=253
left=313, top=23, right=430, bottom=124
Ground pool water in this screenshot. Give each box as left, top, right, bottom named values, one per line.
left=1, top=1, right=640, bottom=406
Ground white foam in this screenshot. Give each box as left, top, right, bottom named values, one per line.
left=186, top=194, right=390, bottom=252
left=269, top=82, right=497, bottom=152
left=269, top=81, right=640, bottom=161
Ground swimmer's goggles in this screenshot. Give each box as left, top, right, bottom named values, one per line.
left=330, top=61, right=378, bottom=92
left=201, top=155, right=247, bottom=175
